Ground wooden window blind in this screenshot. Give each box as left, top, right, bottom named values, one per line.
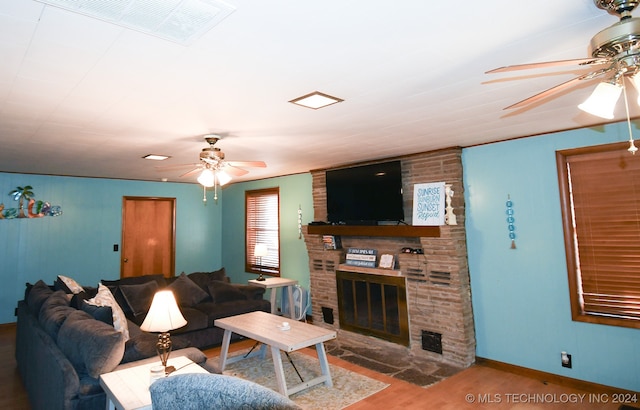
left=557, top=142, right=640, bottom=329
left=245, top=188, right=280, bottom=276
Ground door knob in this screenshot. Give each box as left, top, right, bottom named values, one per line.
left=123, top=258, right=128, bottom=263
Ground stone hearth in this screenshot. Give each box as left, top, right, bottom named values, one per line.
left=303, top=147, right=475, bottom=368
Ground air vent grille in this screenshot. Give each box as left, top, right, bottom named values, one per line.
left=429, top=271, right=451, bottom=286
left=36, top=0, right=235, bottom=45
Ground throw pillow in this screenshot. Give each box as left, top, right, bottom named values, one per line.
left=119, top=281, right=159, bottom=324
left=86, top=284, right=130, bottom=341
left=26, top=280, right=54, bottom=315
left=80, top=300, right=114, bottom=325
left=56, top=275, right=85, bottom=294
left=38, top=290, right=75, bottom=340
left=167, top=273, right=209, bottom=307
left=187, top=268, right=228, bottom=291
left=207, top=281, right=248, bottom=304
left=57, top=309, right=125, bottom=379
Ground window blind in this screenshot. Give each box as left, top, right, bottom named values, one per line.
left=245, top=188, right=280, bottom=275
left=558, top=142, right=640, bottom=327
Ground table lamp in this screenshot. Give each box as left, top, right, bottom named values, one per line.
left=254, top=243, right=268, bottom=281
left=140, top=290, right=187, bottom=374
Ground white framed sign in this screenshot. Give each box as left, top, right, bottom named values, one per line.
left=412, top=182, right=445, bottom=226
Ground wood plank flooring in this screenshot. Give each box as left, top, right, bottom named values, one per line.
left=2, top=323, right=634, bottom=409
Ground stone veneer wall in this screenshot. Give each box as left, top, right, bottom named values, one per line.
left=303, top=147, right=476, bottom=367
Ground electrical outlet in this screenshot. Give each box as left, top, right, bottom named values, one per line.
left=561, top=351, right=572, bottom=368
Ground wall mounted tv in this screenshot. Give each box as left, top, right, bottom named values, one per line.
left=326, top=160, right=404, bottom=225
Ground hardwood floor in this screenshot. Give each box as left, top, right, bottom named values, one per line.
left=2, top=323, right=634, bottom=409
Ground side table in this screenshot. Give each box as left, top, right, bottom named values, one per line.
left=248, top=277, right=298, bottom=319
left=100, top=356, right=208, bottom=410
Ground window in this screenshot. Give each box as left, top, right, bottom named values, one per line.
left=557, top=142, right=640, bottom=329
left=245, top=188, right=280, bottom=277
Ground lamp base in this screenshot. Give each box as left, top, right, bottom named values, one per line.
left=257, top=273, right=266, bottom=281
left=156, top=332, right=174, bottom=374
left=164, top=365, right=176, bottom=375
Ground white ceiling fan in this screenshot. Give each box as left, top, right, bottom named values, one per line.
left=487, top=0, right=640, bottom=153
left=159, top=135, right=266, bottom=201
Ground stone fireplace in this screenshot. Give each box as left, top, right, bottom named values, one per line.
left=303, top=147, right=475, bottom=367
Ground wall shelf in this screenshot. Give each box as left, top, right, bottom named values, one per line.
left=307, top=224, right=440, bottom=238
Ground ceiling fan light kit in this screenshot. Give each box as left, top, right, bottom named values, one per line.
left=157, top=134, right=266, bottom=202
left=489, top=0, right=640, bottom=154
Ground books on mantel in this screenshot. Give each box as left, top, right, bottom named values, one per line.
left=322, top=235, right=342, bottom=250
left=345, top=248, right=377, bottom=268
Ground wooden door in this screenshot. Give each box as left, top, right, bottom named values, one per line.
left=121, top=196, right=176, bottom=278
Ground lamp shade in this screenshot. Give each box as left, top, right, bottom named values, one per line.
left=140, top=290, right=187, bottom=333
left=197, top=168, right=215, bottom=187
left=217, top=170, right=232, bottom=186
left=578, top=82, right=622, bottom=119
left=254, top=243, right=268, bottom=257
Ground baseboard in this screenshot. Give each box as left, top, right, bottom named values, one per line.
left=475, top=357, right=637, bottom=396
left=0, top=322, right=16, bottom=331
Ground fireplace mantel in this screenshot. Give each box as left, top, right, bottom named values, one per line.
left=307, top=224, right=440, bottom=238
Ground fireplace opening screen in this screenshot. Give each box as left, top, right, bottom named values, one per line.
left=336, top=270, right=409, bottom=346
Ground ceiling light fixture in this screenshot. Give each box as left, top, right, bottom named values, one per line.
left=578, top=72, right=638, bottom=154
left=289, top=91, right=344, bottom=109
left=143, top=154, right=170, bottom=161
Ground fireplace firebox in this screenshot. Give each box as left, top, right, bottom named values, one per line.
left=336, top=268, right=409, bottom=346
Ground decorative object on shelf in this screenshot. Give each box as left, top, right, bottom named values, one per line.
left=379, top=254, right=395, bottom=269
left=322, top=235, right=342, bottom=250
left=2, top=185, right=62, bottom=220
left=254, top=243, right=268, bottom=281
left=506, top=195, right=516, bottom=249
left=345, top=248, right=377, bottom=268
left=298, top=204, right=302, bottom=239
left=140, top=290, right=187, bottom=375
left=412, top=182, right=445, bottom=226
left=444, top=184, right=457, bottom=226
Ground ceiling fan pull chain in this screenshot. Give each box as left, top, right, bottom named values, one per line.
left=622, top=77, right=639, bottom=154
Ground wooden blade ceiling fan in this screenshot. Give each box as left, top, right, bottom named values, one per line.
left=158, top=134, right=266, bottom=201
left=487, top=0, right=640, bottom=153
left=487, top=0, right=640, bottom=108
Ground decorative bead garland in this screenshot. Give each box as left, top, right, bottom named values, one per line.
left=506, top=195, right=516, bottom=249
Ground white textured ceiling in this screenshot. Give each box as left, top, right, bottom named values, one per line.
left=0, top=0, right=632, bottom=184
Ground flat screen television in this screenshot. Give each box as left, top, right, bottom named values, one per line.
left=326, top=160, right=404, bottom=225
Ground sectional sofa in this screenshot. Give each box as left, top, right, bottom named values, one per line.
left=15, top=269, right=271, bottom=410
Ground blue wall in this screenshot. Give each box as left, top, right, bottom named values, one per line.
left=0, top=173, right=222, bottom=324
left=220, top=173, right=313, bottom=300
left=463, top=122, right=640, bottom=392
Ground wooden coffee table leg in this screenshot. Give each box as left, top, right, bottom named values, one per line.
left=316, top=342, right=332, bottom=387
left=270, top=345, right=288, bottom=396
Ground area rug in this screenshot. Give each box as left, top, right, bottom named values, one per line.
left=223, top=350, right=389, bottom=409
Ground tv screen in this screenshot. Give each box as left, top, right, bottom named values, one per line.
left=326, top=160, right=404, bottom=224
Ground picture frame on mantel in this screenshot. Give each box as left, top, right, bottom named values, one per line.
left=379, top=254, right=395, bottom=269
left=412, top=182, right=445, bottom=226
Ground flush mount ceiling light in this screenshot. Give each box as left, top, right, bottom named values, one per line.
left=143, top=154, right=170, bottom=161
left=35, top=0, right=236, bottom=45
left=289, top=91, right=344, bottom=109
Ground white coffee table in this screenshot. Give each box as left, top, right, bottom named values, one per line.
left=99, top=356, right=208, bottom=410
left=215, top=311, right=336, bottom=397
left=248, top=277, right=298, bottom=319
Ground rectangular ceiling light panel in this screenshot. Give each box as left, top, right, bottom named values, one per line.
left=36, top=0, right=236, bottom=45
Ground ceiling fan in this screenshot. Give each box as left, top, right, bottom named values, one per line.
left=488, top=0, right=640, bottom=108
left=487, top=0, right=640, bottom=153
left=159, top=135, right=266, bottom=201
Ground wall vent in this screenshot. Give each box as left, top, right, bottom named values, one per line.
left=422, top=330, right=443, bottom=354
left=429, top=271, right=451, bottom=286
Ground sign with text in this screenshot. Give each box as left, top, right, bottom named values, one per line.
left=412, top=182, right=445, bottom=226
